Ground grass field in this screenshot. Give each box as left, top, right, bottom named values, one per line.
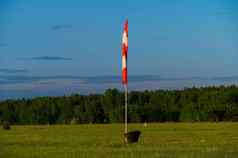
left=0, top=123, right=238, bottom=158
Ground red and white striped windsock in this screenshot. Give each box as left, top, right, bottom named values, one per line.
left=122, top=19, right=128, bottom=85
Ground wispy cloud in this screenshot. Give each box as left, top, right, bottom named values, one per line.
left=0, top=68, right=27, bottom=74
left=215, top=11, right=234, bottom=16
left=1, top=75, right=238, bottom=100
left=31, top=56, right=72, bottom=61
left=0, top=43, right=7, bottom=47
left=52, top=24, right=72, bottom=30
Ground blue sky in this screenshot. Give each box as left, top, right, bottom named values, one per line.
left=0, top=0, right=238, bottom=99
left=0, top=0, right=238, bottom=100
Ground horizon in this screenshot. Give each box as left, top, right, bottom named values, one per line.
left=1, top=74, right=238, bottom=100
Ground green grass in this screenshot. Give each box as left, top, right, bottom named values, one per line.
left=0, top=123, right=238, bottom=158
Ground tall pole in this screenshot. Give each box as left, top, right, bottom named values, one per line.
left=122, top=19, right=128, bottom=142
left=124, top=84, right=128, bottom=134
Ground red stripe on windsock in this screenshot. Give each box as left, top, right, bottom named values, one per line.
left=124, top=19, right=128, bottom=33
left=122, top=44, right=127, bottom=58
left=122, top=68, right=128, bottom=84
left=122, top=19, right=128, bottom=85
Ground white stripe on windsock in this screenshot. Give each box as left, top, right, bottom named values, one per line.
left=122, top=55, right=127, bottom=69
left=122, top=31, right=128, bottom=47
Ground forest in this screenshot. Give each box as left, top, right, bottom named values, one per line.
left=0, top=85, right=238, bottom=124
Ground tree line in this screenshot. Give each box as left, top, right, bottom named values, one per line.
left=0, top=85, right=238, bottom=124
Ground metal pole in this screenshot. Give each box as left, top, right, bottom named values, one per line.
left=124, top=84, right=128, bottom=134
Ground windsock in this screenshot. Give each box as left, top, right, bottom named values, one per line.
left=122, top=19, right=128, bottom=85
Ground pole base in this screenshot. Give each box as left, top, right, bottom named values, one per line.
left=124, top=130, right=141, bottom=143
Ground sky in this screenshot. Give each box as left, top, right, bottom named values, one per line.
left=0, top=0, right=238, bottom=99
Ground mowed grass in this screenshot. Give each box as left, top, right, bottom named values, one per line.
left=0, top=123, right=238, bottom=158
